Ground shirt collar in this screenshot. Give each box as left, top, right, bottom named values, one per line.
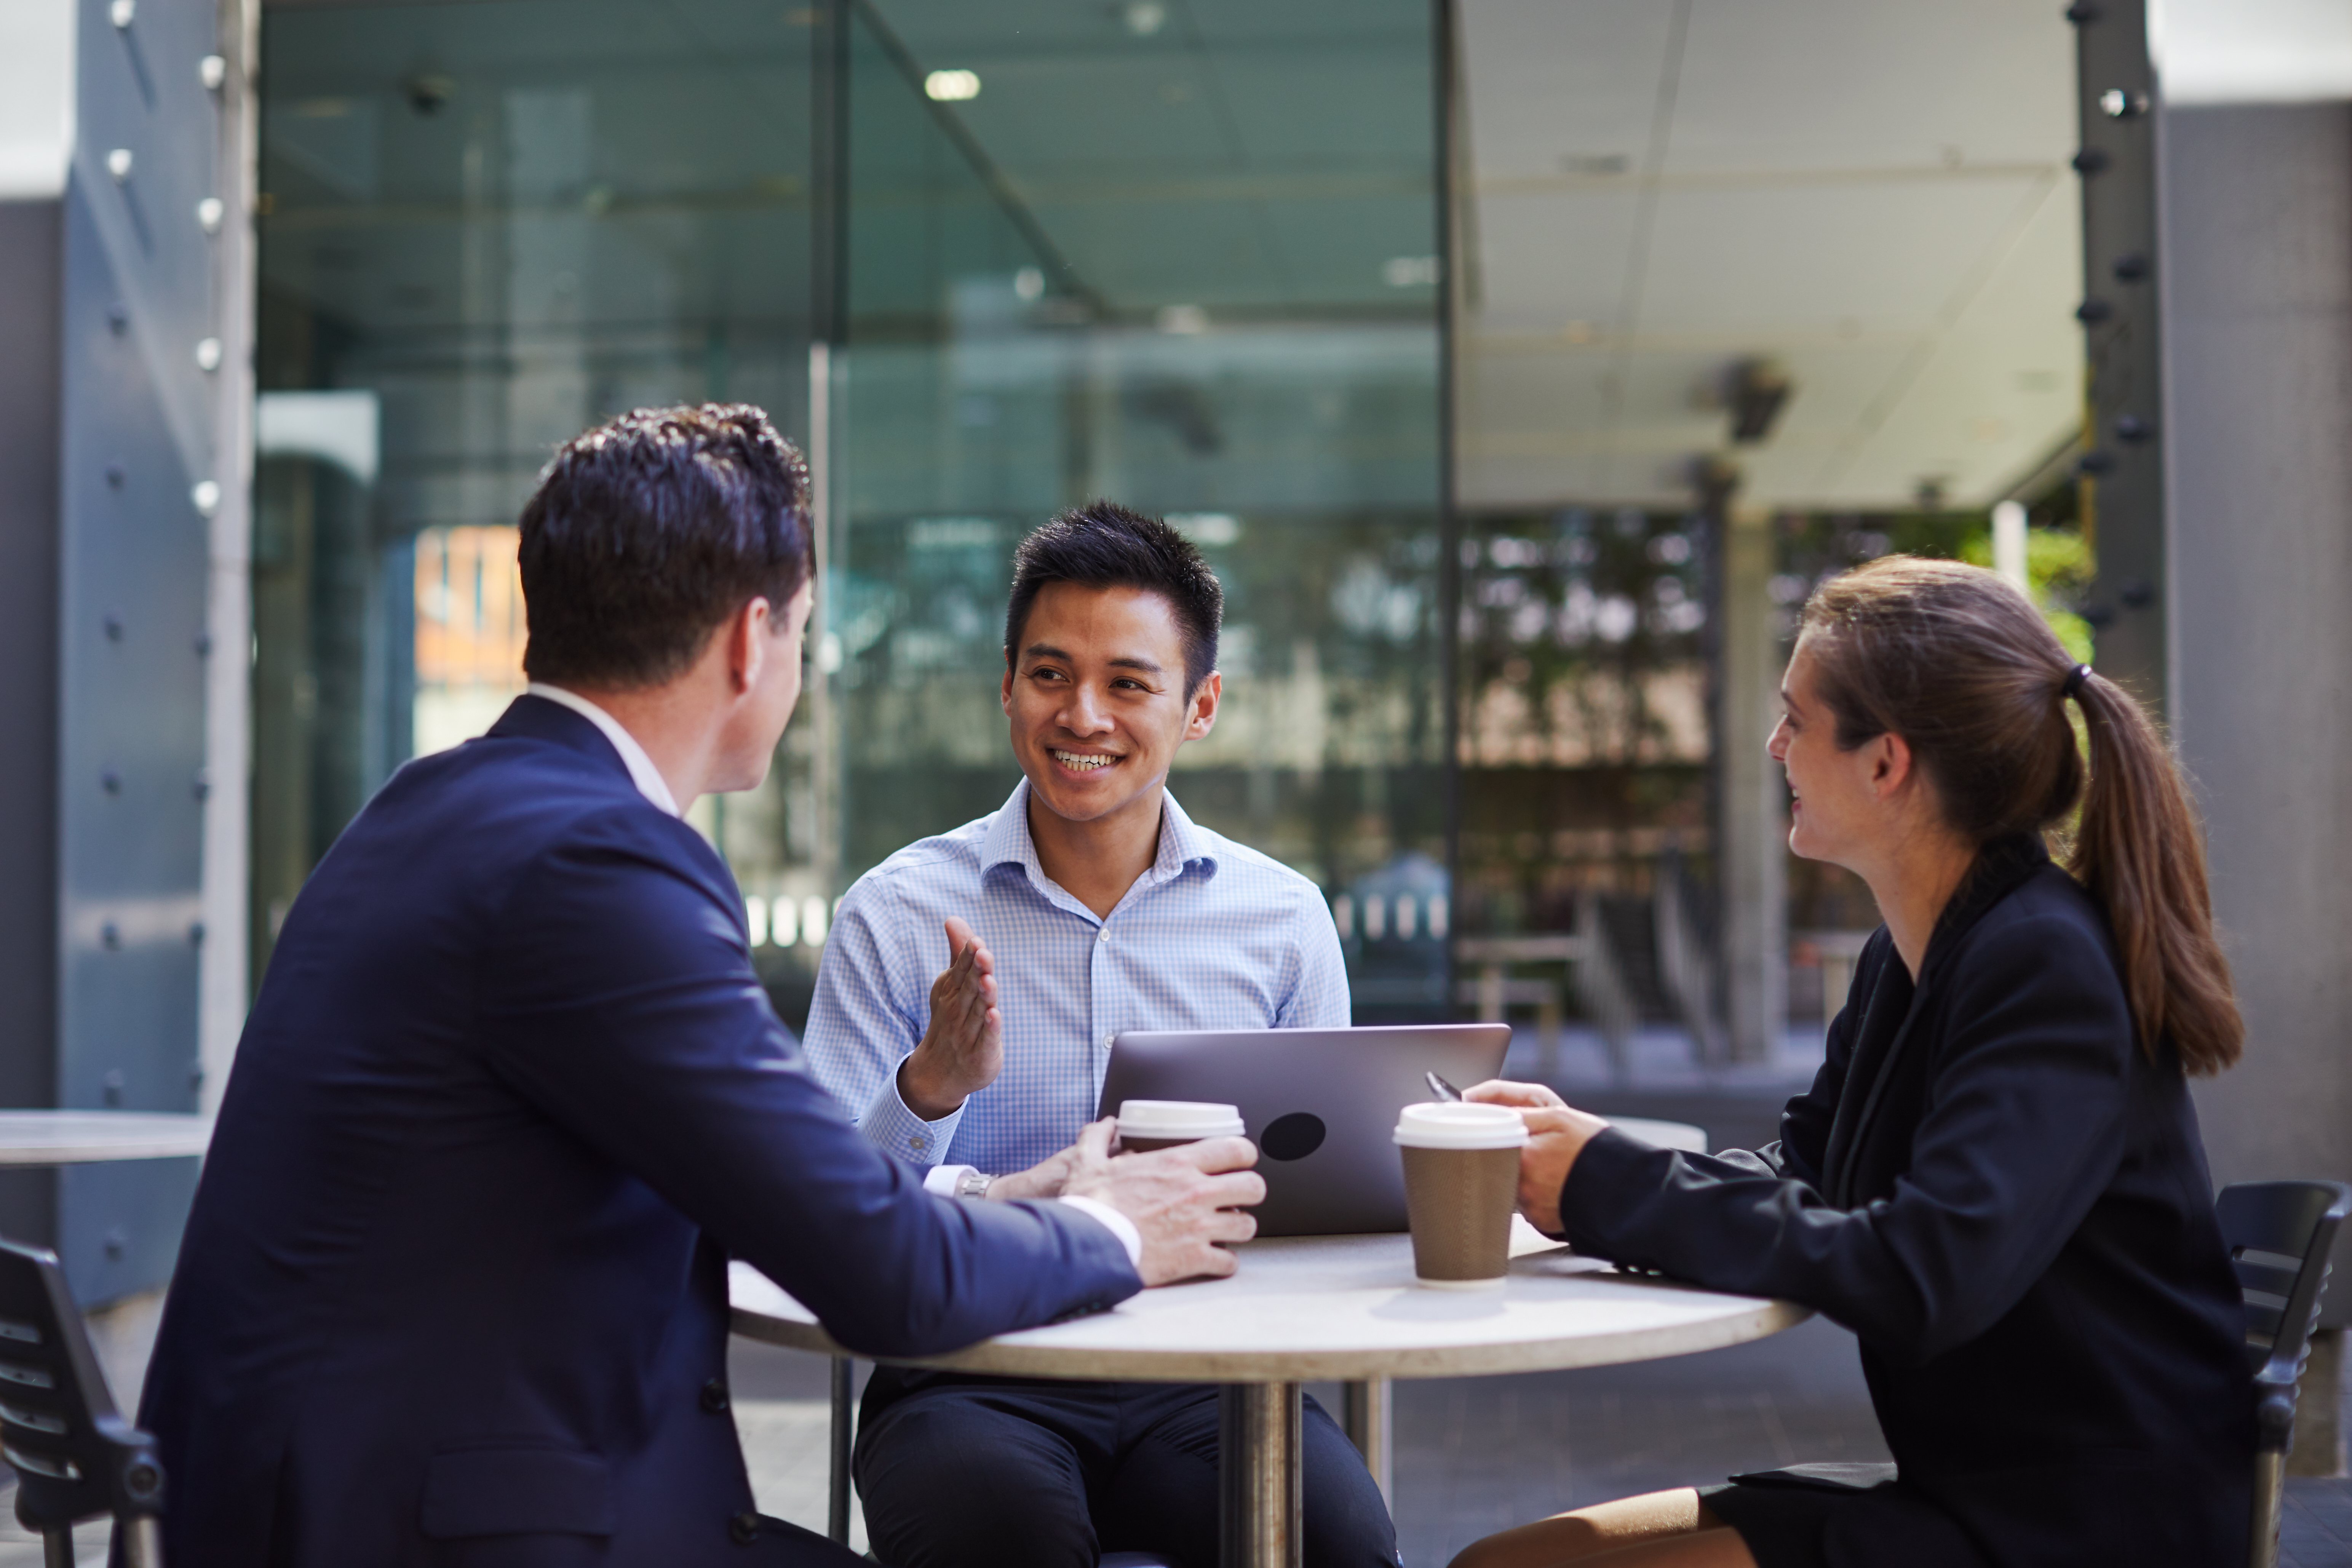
left=523, top=683, right=682, bottom=817
left=980, top=777, right=1218, bottom=893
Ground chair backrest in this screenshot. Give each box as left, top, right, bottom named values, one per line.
left=2216, top=1181, right=2352, bottom=1385
left=0, top=1238, right=164, bottom=1534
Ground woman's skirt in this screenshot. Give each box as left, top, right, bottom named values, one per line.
left=1699, top=1463, right=1990, bottom=1568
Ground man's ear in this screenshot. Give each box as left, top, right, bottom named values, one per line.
left=1183, top=671, right=1222, bottom=742
left=730, top=596, right=772, bottom=694
left=1000, top=659, right=1016, bottom=716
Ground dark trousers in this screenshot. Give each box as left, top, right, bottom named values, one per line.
left=854, top=1368, right=1399, bottom=1568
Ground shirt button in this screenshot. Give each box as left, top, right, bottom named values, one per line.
left=701, top=1378, right=730, bottom=1413
left=910, top=1134, right=930, bottom=1152
left=729, top=1510, right=761, bottom=1546
left=1096, top=927, right=1109, bottom=943
left=1102, top=1034, right=1114, bottom=1051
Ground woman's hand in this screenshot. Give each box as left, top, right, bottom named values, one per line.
left=1464, top=1079, right=1611, bottom=1236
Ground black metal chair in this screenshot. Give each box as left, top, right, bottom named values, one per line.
left=0, top=1237, right=163, bottom=1567
left=2217, top=1179, right=2352, bottom=1568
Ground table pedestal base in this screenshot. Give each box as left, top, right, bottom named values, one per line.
left=1219, top=1381, right=1301, bottom=1568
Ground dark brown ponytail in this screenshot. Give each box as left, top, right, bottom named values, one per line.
left=2065, top=672, right=2242, bottom=1072
left=1801, top=556, right=2242, bottom=1074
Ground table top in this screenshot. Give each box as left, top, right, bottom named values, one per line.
left=730, top=1224, right=1807, bottom=1383
left=0, top=1112, right=214, bottom=1164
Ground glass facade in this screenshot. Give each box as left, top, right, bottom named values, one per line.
left=253, top=0, right=1443, bottom=1025
left=253, top=0, right=818, bottom=976
left=819, top=1, right=1446, bottom=1020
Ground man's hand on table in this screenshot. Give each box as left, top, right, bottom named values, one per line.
left=1060, top=1118, right=1265, bottom=1287
left=1464, top=1079, right=1612, bottom=1237
left=898, top=917, right=1002, bottom=1120
left=984, top=1145, right=1080, bottom=1202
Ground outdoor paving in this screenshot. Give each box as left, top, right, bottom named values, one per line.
left=719, top=1317, right=2352, bottom=1566
left=703, top=1014, right=2350, bottom=1565
left=0, top=1276, right=2341, bottom=1565
left=2, top=1023, right=2334, bottom=1563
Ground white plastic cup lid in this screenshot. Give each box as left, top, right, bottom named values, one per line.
left=1117, top=1100, right=1245, bottom=1139
left=1393, top=1101, right=1529, bottom=1150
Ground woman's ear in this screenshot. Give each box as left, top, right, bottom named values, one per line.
left=1869, top=731, right=1915, bottom=799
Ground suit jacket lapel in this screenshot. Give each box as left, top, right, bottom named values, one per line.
left=1823, top=836, right=2054, bottom=1207
left=1821, top=939, right=1916, bottom=1208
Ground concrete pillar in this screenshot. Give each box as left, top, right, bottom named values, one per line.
left=2162, top=102, right=2352, bottom=1333
left=1718, top=504, right=1787, bottom=1064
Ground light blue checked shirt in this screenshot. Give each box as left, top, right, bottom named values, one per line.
left=805, top=779, right=1351, bottom=1176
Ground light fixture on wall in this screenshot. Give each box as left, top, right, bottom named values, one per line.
left=1724, top=358, right=1794, bottom=444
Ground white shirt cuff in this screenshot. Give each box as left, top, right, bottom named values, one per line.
left=858, top=1057, right=965, bottom=1167
left=924, top=1164, right=978, bottom=1197
left=1056, top=1194, right=1144, bottom=1269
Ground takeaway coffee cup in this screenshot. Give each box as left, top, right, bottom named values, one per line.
left=1394, top=1102, right=1529, bottom=1289
left=1116, top=1100, right=1246, bottom=1154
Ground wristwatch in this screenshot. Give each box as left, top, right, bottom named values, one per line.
left=954, top=1169, right=993, bottom=1201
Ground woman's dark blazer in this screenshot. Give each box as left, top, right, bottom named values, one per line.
left=1558, top=836, right=2253, bottom=1567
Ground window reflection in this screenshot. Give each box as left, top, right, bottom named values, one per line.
left=830, top=0, right=1443, bottom=1020
left=252, top=0, right=818, bottom=986
left=251, top=0, right=1443, bottom=1030
left=412, top=527, right=526, bottom=758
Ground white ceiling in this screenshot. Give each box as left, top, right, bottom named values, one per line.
left=2155, top=0, right=2352, bottom=104
left=1456, top=0, right=2086, bottom=511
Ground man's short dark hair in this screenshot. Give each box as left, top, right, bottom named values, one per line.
left=1004, top=502, right=1223, bottom=692
left=519, top=403, right=812, bottom=690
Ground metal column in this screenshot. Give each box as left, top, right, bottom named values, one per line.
left=1219, top=1381, right=1302, bottom=1568
left=2068, top=0, right=2167, bottom=708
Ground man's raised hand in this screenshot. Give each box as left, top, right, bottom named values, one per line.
left=896, top=917, right=1003, bottom=1120
left=1061, top=1119, right=1264, bottom=1286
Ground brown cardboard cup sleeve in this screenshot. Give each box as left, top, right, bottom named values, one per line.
left=1394, top=1101, right=1529, bottom=1289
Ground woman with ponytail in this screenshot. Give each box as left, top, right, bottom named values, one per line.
left=1452, top=557, right=2252, bottom=1568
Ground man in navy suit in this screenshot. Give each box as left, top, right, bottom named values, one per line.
left=138, top=404, right=1262, bottom=1566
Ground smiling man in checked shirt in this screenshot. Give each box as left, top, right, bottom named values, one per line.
left=805, top=503, right=1398, bottom=1568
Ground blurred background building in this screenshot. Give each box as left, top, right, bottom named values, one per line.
left=0, top=0, right=2349, bottom=1502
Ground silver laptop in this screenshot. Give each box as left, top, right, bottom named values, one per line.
left=1096, top=1024, right=1512, bottom=1236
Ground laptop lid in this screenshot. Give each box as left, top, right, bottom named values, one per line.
left=1096, top=1023, right=1512, bottom=1237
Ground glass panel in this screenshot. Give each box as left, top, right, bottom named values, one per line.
left=825, top=0, right=1445, bottom=1019
left=252, top=0, right=1444, bottom=1029
left=252, top=0, right=817, bottom=983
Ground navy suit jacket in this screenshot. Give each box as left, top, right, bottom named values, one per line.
left=139, top=696, right=1140, bottom=1566
left=1561, top=837, right=2253, bottom=1566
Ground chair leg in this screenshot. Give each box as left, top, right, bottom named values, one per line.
left=1342, top=1377, right=1392, bottom=1506
left=120, top=1515, right=162, bottom=1568
left=41, top=1524, right=72, bottom=1568
left=2253, top=1448, right=2286, bottom=1568
left=828, top=1354, right=854, bottom=1546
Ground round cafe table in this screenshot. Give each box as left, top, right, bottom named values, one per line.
left=730, top=1223, right=1807, bottom=1567
left=0, top=1112, right=213, bottom=1164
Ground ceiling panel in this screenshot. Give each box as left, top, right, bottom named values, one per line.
left=1471, top=188, right=1643, bottom=329
left=1458, top=1, right=1680, bottom=184
left=1634, top=176, right=2048, bottom=336
left=873, top=0, right=1438, bottom=314
left=1665, top=0, right=2075, bottom=174
left=953, top=57, right=1241, bottom=176
left=1459, top=0, right=2082, bottom=511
